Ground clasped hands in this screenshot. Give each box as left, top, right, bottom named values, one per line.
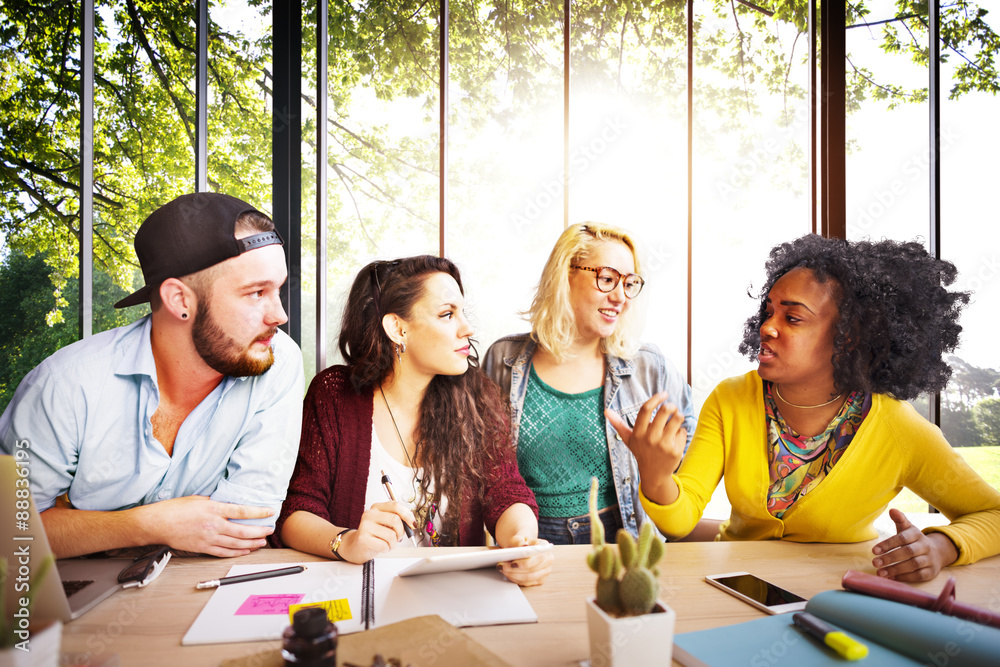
left=139, top=495, right=275, bottom=557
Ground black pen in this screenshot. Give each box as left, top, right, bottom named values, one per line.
left=195, top=565, right=305, bottom=589
left=381, top=469, right=418, bottom=545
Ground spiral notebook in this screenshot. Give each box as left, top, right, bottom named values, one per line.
left=182, top=557, right=538, bottom=645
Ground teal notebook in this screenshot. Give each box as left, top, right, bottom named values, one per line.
left=673, top=613, right=920, bottom=666
left=674, top=590, right=1000, bottom=666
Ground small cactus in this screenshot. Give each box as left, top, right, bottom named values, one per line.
left=586, top=477, right=664, bottom=617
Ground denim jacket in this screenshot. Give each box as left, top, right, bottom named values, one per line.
left=482, top=334, right=697, bottom=538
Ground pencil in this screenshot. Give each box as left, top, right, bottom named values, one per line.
left=195, top=565, right=305, bottom=589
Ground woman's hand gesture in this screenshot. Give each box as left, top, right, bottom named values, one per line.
left=605, top=391, right=687, bottom=506
left=871, top=508, right=959, bottom=582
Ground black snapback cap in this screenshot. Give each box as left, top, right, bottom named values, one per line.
left=115, top=193, right=283, bottom=309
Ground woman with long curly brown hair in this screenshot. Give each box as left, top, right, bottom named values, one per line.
left=274, top=255, right=552, bottom=586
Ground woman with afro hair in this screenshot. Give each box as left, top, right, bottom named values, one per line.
left=607, top=234, right=1000, bottom=582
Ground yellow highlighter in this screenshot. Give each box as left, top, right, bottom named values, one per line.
left=793, top=611, right=869, bottom=661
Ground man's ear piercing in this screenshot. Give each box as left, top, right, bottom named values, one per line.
left=182, top=312, right=188, bottom=319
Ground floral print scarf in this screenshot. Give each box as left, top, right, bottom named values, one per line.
left=764, top=382, right=871, bottom=518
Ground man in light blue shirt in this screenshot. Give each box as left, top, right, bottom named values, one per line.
left=0, top=193, right=304, bottom=558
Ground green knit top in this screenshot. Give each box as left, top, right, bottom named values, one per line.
left=516, top=365, right=617, bottom=517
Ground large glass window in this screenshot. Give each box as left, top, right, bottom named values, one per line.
left=209, top=0, right=273, bottom=213
left=448, top=2, right=564, bottom=349
left=567, top=3, right=690, bottom=375
left=844, top=0, right=1000, bottom=509
left=939, top=17, right=1000, bottom=487
left=845, top=0, right=928, bottom=243
left=0, top=0, right=283, bottom=406
left=690, top=1, right=811, bottom=403
left=310, top=2, right=442, bottom=374
left=103, top=0, right=201, bottom=323
left=1, top=0, right=998, bottom=517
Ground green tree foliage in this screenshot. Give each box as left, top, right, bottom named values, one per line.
left=974, top=397, right=1000, bottom=447
left=0, top=250, right=140, bottom=413
left=933, top=355, right=1000, bottom=446
left=0, top=0, right=272, bottom=320
left=942, top=406, right=982, bottom=447
left=921, top=356, right=1000, bottom=447
left=0, top=251, right=76, bottom=412
left=870, top=0, right=1000, bottom=102
left=945, top=355, right=1000, bottom=409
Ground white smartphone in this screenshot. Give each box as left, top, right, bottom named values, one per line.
left=704, top=571, right=808, bottom=614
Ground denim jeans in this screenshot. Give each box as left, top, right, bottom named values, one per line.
left=537, top=505, right=624, bottom=545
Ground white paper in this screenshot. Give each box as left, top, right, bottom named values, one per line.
left=181, top=557, right=537, bottom=645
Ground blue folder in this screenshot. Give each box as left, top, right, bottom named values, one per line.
left=673, top=590, right=1000, bottom=666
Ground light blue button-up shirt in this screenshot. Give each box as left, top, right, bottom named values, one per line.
left=0, top=315, right=304, bottom=526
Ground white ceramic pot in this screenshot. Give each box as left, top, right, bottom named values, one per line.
left=0, top=620, right=62, bottom=667
left=586, top=597, right=675, bottom=667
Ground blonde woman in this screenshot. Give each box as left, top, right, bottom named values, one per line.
left=484, top=223, right=696, bottom=544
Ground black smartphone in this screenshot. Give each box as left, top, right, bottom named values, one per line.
left=704, top=571, right=808, bottom=614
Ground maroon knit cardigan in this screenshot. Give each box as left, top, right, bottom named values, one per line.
left=271, top=365, right=537, bottom=548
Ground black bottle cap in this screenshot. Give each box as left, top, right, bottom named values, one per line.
left=292, top=607, right=329, bottom=638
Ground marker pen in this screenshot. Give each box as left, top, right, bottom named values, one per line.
left=793, top=612, right=868, bottom=661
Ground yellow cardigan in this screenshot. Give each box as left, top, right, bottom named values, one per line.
left=640, top=371, right=1000, bottom=565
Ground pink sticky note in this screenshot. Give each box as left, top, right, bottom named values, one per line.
left=236, top=594, right=305, bottom=615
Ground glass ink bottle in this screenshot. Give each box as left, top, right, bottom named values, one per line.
left=282, top=607, right=337, bottom=666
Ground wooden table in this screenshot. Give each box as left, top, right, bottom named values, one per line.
left=57, top=541, right=1000, bottom=666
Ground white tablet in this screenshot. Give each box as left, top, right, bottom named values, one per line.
left=396, top=544, right=553, bottom=577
